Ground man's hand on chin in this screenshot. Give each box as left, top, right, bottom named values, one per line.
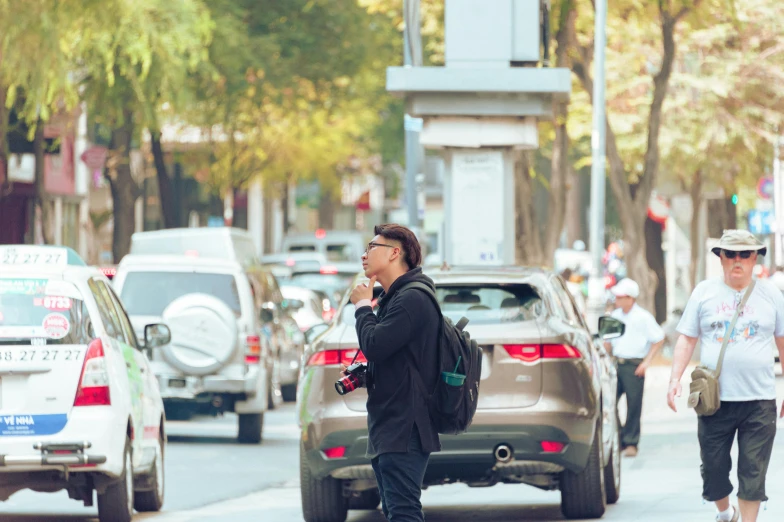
left=350, top=276, right=377, bottom=305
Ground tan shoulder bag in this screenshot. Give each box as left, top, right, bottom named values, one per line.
left=687, top=280, right=755, bottom=416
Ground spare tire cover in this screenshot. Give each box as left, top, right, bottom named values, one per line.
left=161, top=293, right=238, bottom=376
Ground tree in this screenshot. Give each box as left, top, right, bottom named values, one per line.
left=78, top=0, right=213, bottom=261
left=568, top=0, right=705, bottom=313
left=659, top=0, right=784, bottom=288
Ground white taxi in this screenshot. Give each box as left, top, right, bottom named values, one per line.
left=0, top=245, right=169, bottom=522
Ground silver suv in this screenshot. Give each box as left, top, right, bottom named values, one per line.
left=114, top=254, right=277, bottom=443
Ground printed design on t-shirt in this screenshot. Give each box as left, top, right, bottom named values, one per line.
left=709, top=319, right=759, bottom=344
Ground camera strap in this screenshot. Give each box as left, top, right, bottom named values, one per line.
left=349, top=349, right=362, bottom=366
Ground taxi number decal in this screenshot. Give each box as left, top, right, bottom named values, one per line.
left=0, top=349, right=83, bottom=363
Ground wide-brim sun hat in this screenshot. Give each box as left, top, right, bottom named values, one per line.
left=711, top=229, right=767, bottom=257
left=610, top=278, right=639, bottom=299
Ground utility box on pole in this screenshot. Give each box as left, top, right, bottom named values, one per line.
left=388, top=0, right=571, bottom=266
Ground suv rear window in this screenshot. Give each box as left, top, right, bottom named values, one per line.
left=436, top=284, right=542, bottom=324
left=120, top=272, right=241, bottom=316
left=0, top=278, right=94, bottom=345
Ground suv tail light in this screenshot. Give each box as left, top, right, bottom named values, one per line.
left=245, top=335, right=261, bottom=365
left=503, top=344, right=581, bottom=363
left=306, top=349, right=367, bottom=367
left=74, top=339, right=111, bottom=406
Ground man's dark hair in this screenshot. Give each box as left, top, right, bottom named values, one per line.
left=374, top=223, right=422, bottom=270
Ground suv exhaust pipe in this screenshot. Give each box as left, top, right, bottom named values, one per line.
left=494, top=444, right=513, bottom=463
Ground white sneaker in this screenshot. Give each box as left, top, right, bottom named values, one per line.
left=716, top=506, right=739, bottom=522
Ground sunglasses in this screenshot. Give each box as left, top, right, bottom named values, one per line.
left=722, top=250, right=754, bottom=259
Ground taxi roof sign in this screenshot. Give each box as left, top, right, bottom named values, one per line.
left=0, top=246, right=87, bottom=267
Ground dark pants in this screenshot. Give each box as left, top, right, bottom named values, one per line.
left=370, top=428, right=431, bottom=522
left=616, top=359, right=645, bottom=448
left=698, top=400, right=777, bottom=502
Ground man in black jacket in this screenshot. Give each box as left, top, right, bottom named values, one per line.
left=349, top=223, right=441, bottom=522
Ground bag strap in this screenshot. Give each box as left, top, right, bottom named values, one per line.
left=398, top=282, right=443, bottom=397
left=715, top=279, right=756, bottom=377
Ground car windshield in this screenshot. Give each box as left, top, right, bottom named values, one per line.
left=120, top=272, right=241, bottom=316
left=339, top=283, right=542, bottom=326
left=0, top=277, right=94, bottom=345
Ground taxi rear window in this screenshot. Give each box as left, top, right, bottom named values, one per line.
left=0, top=278, right=94, bottom=345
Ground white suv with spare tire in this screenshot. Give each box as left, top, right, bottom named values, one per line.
left=113, top=254, right=275, bottom=444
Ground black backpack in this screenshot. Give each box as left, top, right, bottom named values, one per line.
left=401, top=282, right=482, bottom=435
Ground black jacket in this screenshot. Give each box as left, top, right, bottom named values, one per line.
left=354, top=267, right=441, bottom=458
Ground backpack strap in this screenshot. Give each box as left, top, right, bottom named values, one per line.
left=399, top=282, right=443, bottom=397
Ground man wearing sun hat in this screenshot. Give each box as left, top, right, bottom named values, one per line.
left=667, top=229, right=784, bottom=522
left=605, top=277, right=665, bottom=458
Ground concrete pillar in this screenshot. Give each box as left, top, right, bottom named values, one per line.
left=247, top=178, right=264, bottom=256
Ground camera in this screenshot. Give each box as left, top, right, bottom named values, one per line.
left=335, top=362, right=368, bottom=395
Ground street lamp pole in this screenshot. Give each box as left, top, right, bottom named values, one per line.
left=403, top=0, right=423, bottom=229
left=587, top=0, right=609, bottom=330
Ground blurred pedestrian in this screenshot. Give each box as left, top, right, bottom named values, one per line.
left=605, top=278, right=665, bottom=457
left=667, top=229, right=784, bottom=522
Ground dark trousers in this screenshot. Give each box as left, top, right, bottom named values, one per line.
left=370, top=428, right=431, bottom=522
left=616, top=359, right=645, bottom=448
left=698, top=400, right=777, bottom=502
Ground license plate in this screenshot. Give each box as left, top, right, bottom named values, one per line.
left=0, top=348, right=84, bottom=364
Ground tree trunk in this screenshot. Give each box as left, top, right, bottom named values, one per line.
left=150, top=129, right=177, bottom=229
left=282, top=181, right=290, bottom=234
left=542, top=2, right=576, bottom=263
left=106, top=112, right=139, bottom=263
left=33, top=121, right=54, bottom=245
left=515, top=150, right=544, bottom=265
left=0, top=85, right=8, bottom=195
left=689, top=170, right=703, bottom=290
left=318, top=189, right=336, bottom=229
left=565, top=165, right=582, bottom=247
left=645, top=216, right=666, bottom=323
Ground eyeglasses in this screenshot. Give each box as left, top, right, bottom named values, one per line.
left=722, top=250, right=754, bottom=259
left=365, top=242, right=396, bottom=254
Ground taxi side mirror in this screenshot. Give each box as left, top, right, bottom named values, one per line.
left=144, top=323, right=171, bottom=348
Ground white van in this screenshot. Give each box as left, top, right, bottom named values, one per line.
left=280, top=230, right=367, bottom=264
left=130, top=227, right=259, bottom=266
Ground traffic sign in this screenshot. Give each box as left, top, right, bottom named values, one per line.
left=80, top=146, right=108, bottom=171
left=748, top=209, right=775, bottom=235
left=757, top=177, right=774, bottom=200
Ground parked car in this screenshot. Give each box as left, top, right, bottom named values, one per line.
left=113, top=254, right=279, bottom=443
left=298, top=266, right=625, bottom=521
left=281, top=286, right=328, bottom=333
left=0, top=245, right=169, bottom=522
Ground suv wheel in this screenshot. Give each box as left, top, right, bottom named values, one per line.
left=281, top=383, right=297, bottom=402
left=237, top=413, right=264, bottom=444
left=604, top=411, right=621, bottom=504
left=560, top=422, right=606, bottom=520
left=349, top=488, right=381, bottom=510
left=300, top=442, right=348, bottom=522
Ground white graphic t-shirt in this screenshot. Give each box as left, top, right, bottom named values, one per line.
left=676, top=278, right=784, bottom=401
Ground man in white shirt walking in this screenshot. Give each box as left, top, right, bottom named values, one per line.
left=667, top=229, right=784, bottom=522
left=605, top=278, right=665, bottom=457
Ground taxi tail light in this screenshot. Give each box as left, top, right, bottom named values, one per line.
left=74, top=339, right=111, bottom=407
left=503, top=344, right=581, bottom=362
left=245, top=335, right=261, bottom=365
left=306, top=349, right=367, bottom=367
